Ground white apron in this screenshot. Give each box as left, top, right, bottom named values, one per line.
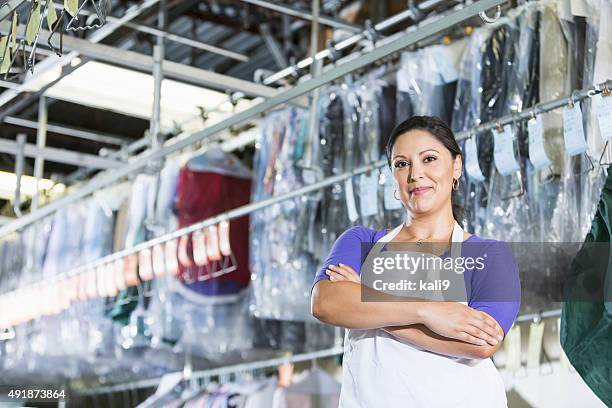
left=339, top=222, right=507, bottom=408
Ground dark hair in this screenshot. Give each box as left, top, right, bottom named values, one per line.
left=384, top=115, right=465, bottom=223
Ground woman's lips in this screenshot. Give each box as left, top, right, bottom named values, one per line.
left=410, top=187, right=432, bottom=196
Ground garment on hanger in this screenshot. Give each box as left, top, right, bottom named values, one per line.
left=250, top=108, right=318, bottom=321
left=176, top=147, right=251, bottom=296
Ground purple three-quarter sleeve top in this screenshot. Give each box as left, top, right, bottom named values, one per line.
left=313, top=226, right=521, bottom=336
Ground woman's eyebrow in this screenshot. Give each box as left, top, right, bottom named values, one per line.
left=419, top=149, right=440, bottom=155
left=392, top=154, right=408, bottom=160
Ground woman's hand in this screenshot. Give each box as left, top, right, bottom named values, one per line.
left=418, top=302, right=503, bottom=346
left=325, top=264, right=361, bottom=283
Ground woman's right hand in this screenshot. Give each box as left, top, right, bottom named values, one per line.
left=419, top=302, right=503, bottom=346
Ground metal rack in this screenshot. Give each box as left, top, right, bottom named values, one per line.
left=79, top=346, right=344, bottom=396
left=79, top=307, right=564, bottom=395
left=0, top=0, right=507, bottom=238
left=4, top=78, right=610, bottom=294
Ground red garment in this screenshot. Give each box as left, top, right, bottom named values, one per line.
left=176, top=166, right=251, bottom=295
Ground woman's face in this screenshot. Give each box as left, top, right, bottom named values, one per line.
left=390, top=129, right=462, bottom=218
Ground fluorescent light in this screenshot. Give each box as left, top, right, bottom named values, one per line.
left=43, top=61, right=240, bottom=133
left=0, top=171, right=63, bottom=201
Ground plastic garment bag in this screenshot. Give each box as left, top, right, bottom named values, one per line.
left=452, top=27, right=491, bottom=230
left=478, top=14, right=536, bottom=242
left=162, top=148, right=254, bottom=358
left=539, top=2, right=572, bottom=177
left=250, top=109, right=318, bottom=321
left=396, top=42, right=465, bottom=126
left=251, top=108, right=318, bottom=321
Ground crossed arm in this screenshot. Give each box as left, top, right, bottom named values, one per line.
left=311, top=264, right=504, bottom=360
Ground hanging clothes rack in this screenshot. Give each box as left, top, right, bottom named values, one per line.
left=78, top=346, right=344, bottom=396
left=0, top=0, right=508, bottom=238
left=77, top=307, right=564, bottom=395
left=3, top=79, right=609, bottom=296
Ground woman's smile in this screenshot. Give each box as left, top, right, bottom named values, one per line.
left=409, top=186, right=433, bottom=197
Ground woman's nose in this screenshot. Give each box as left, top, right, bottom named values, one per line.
left=408, top=162, right=424, bottom=181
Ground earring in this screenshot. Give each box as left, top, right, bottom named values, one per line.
left=452, top=178, right=459, bottom=191
left=394, top=190, right=400, bottom=200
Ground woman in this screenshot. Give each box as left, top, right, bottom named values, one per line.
left=311, top=116, right=521, bottom=407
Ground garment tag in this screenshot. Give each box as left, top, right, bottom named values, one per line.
left=47, top=0, right=58, bottom=29
left=64, top=0, right=78, bottom=17
left=382, top=166, right=402, bottom=210
left=124, top=254, right=139, bottom=286
left=178, top=235, right=193, bottom=267
left=206, top=225, right=221, bottom=262
left=434, top=48, right=459, bottom=83
left=25, top=1, right=41, bottom=46
left=503, top=325, right=522, bottom=372
left=595, top=94, right=612, bottom=141
left=563, top=103, right=588, bottom=156
left=344, top=178, right=359, bottom=222
left=396, top=66, right=411, bottom=93
left=114, top=258, right=127, bottom=291
left=105, top=263, right=118, bottom=297
left=556, top=0, right=572, bottom=21
left=138, top=248, right=154, bottom=282
left=9, top=12, right=18, bottom=51
left=277, top=362, right=295, bottom=388
left=165, top=239, right=179, bottom=276
left=152, top=243, right=166, bottom=277
left=192, top=229, right=209, bottom=266
left=464, top=137, right=485, bottom=181
left=493, top=125, right=520, bottom=176
left=528, top=116, right=552, bottom=169
left=218, top=220, right=232, bottom=256
left=0, top=37, right=9, bottom=75
left=570, top=0, right=589, bottom=16
left=96, top=265, right=107, bottom=298
left=359, top=171, right=379, bottom=217
left=526, top=321, right=545, bottom=368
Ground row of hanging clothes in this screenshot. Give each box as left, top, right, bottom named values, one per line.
left=249, top=0, right=612, bottom=320
left=0, top=0, right=611, bottom=393
left=130, top=366, right=340, bottom=408
left=0, top=146, right=335, bottom=387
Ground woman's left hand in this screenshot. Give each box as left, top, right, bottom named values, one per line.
left=326, top=264, right=361, bottom=283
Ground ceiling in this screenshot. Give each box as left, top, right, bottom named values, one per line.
left=0, top=0, right=463, bottom=214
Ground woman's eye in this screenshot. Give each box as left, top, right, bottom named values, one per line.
left=394, top=161, right=409, bottom=168
left=424, top=156, right=437, bottom=163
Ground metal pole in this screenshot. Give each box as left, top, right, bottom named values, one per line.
left=75, top=305, right=562, bottom=395
left=262, top=0, right=446, bottom=85
left=4, top=116, right=126, bottom=146
left=79, top=346, right=345, bottom=395
left=239, top=0, right=361, bottom=33
left=50, top=1, right=249, bottom=61
left=32, top=95, right=47, bottom=211
left=302, top=0, right=321, bottom=170
left=13, top=134, right=26, bottom=217
left=0, top=0, right=508, bottom=237
left=0, top=0, right=26, bottom=22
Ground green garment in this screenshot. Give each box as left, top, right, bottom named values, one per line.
left=560, top=167, right=612, bottom=407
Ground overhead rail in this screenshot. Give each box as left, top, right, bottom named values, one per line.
left=0, top=0, right=509, bottom=238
